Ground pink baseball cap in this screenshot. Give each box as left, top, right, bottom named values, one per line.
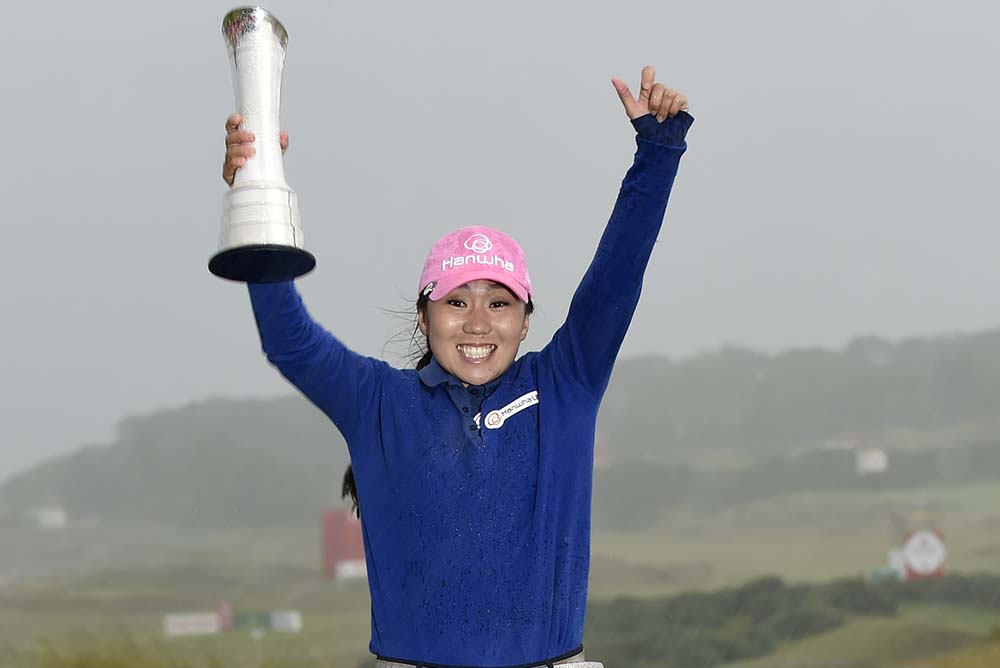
left=418, top=226, right=532, bottom=303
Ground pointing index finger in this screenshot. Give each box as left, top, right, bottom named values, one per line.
left=611, top=78, right=639, bottom=118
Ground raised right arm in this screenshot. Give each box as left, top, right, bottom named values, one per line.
left=225, top=114, right=380, bottom=438
left=248, top=281, right=381, bottom=439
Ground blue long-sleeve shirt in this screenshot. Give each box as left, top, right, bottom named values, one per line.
left=247, top=113, right=691, bottom=668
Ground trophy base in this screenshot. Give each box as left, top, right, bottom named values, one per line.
left=209, top=245, right=316, bottom=283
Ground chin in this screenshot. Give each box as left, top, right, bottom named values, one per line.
left=457, top=369, right=500, bottom=386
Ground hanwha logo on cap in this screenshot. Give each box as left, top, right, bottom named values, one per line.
left=464, top=234, right=493, bottom=254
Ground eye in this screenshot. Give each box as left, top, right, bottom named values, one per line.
left=490, top=300, right=511, bottom=309
left=447, top=299, right=466, bottom=307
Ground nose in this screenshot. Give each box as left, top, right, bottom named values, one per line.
left=463, top=304, right=491, bottom=335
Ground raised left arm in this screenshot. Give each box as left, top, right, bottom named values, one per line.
left=542, top=67, right=693, bottom=399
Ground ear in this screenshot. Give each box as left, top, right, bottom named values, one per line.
left=417, top=308, right=429, bottom=337
left=520, top=311, right=530, bottom=342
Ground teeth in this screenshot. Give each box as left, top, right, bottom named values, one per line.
left=458, top=344, right=495, bottom=360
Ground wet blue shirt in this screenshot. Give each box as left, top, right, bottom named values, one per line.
left=247, top=113, right=691, bottom=668
left=418, top=358, right=500, bottom=447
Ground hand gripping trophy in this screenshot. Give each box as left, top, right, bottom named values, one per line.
left=210, top=7, right=315, bottom=282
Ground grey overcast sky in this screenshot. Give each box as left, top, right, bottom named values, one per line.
left=1, top=0, right=997, bottom=482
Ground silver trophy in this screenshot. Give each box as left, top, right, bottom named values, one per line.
left=210, top=7, right=315, bottom=282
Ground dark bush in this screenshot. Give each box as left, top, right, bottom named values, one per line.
left=825, top=577, right=897, bottom=615
left=759, top=606, right=845, bottom=641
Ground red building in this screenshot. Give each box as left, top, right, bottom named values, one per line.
left=322, top=509, right=367, bottom=580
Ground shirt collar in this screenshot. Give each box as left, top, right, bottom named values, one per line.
left=418, top=357, right=457, bottom=388
left=418, top=357, right=503, bottom=395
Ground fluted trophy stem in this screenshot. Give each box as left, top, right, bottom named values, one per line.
left=210, top=6, right=315, bottom=283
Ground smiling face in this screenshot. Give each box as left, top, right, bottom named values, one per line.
left=418, top=280, right=531, bottom=387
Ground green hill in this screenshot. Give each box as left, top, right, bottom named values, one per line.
left=600, top=330, right=1000, bottom=458
left=5, top=329, right=1000, bottom=528
left=0, top=397, right=351, bottom=527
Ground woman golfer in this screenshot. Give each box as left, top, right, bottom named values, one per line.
left=223, top=66, right=691, bottom=668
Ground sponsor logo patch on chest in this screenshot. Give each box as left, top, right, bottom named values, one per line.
left=481, top=390, right=539, bottom=430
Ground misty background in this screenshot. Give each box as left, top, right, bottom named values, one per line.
left=1, top=0, right=997, bottom=483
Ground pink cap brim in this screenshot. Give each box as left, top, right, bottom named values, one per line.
left=427, top=267, right=530, bottom=303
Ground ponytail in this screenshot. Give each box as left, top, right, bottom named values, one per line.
left=341, top=464, right=359, bottom=518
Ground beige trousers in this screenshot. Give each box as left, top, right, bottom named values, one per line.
left=375, top=651, right=605, bottom=668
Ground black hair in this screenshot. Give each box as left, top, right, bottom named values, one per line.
left=341, top=464, right=359, bottom=518
left=341, top=290, right=535, bottom=518
left=414, top=293, right=434, bottom=371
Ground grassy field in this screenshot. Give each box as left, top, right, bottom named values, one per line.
left=905, top=632, right=1000, bottom=668
left=0, top=576, right=374, bottom=668
left=2, top=481, right=999, bottom=667
left=723, top=607, right=982, bottom=668
left=590, top=481, right=1000, bottom=598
